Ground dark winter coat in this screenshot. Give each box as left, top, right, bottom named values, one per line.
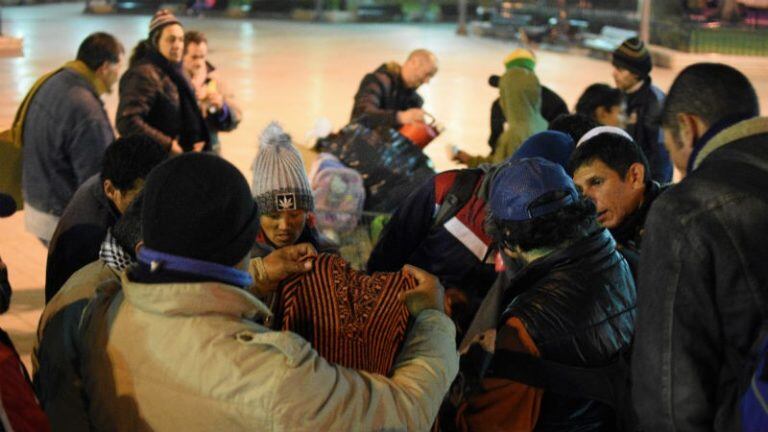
left=633, top=117, right=768, bottom=431
left=45, top=175, right=119, bottom=302
left=624, top=79, right=671, bottom=183
left=117, top=46, right=209, bottom=152
left=350, top=62, right=423, bottom=129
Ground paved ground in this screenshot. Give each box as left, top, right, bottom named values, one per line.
left=1, top=3, right=766, bottom=369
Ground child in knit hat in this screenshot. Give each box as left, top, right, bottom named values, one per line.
left=251, top=123, right=337, bottom=258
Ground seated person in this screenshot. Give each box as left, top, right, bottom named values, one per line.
left=250, top=123, right=337, bottom=260
left=44, top=135, right=166, bottom=302
left=488, top=48, right=568, bottom=148
left=350, top=49, right=438, bottom=129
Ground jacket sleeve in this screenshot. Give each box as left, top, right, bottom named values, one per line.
left=350, top=72, right=400, bottom=129
left=116, top=68, right=173, bottom=151
left=366, top=176, right=436, bottom=273
left=632, top=200, right=722, bottom=430
left=269, top=309, right=459, bottom=431
left=457, top=317, right=544, bottom=431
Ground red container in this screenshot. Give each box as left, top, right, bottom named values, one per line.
left=399, top=113, right=441, bottom=149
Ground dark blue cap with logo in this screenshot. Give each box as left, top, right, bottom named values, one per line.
left=490, top=157, right=579, bottom=222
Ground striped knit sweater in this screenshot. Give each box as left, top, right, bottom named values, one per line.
left=278, top=253, right=414, bottom=375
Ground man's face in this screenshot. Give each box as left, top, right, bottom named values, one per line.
left=573, top=159, right=645, bottom=229
left=158, top=24, right=185, bottom=63
left=403, top=58, right=438, bottom=89
left=183, top=41, right=207, bottom=76
left=612, top=66, right=640, bottom=92
left=99, top=53, right=123, bottom=94
left=259, top=210, right=307, bottom=249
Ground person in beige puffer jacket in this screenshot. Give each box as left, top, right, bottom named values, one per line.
left=71, top=153, right=458, bottom=432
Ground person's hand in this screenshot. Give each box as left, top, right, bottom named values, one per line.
left=399, top=265, right=445, bottom=315
left=206, top=91, right=224, bottom=110
left=192, top=141, right=206, bottom=152
left=452, top=150, right=472, bottom=165
left=397, top=108, right=426, bottom=125
left=170, top=139, right=184, bottom=155
left=263, top=243, right=317, bottom=283
left=251, top=243, right=317, bottom=298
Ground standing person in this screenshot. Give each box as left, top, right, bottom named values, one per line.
left=611, top=37, right=672, bottom=183
left=575, top=83, right=625, bottom=127
left=44, top=136, right=166, bottom=302
left=20, top=32, right=123, bottom=245
left=73, top=153, right=458, bottom=431
left=454, top=49, right=548, bottom=167
left=182, top=30, right=242, bottom=154
left=633, top=63, right=768, bottom=431
left=487, top=48, right=569, bottom=148
left=117, top=10, right=209, bottom=154
left=350, top=49, right=438, bottom=129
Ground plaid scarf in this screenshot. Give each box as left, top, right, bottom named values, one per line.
left=99, top=230, right=135, bottom=273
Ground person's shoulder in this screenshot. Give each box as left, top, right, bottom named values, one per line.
left=121, top=62, right=163, bottom=84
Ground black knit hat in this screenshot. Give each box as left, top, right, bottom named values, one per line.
left=142, top=153, right=259, bottom=267
left=612, top=37, right=652, bottom=78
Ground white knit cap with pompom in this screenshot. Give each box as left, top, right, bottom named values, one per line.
left=251, top=122, right=314, bottom=214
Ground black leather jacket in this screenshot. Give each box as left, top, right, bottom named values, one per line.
left=633, top=117, right=768, bottom=431
left=502, top=228, right=636, bottom=431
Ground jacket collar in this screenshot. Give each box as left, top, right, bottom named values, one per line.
left=64, top=60, right=107, bottom=96
left=693, top=117, right=768, bottom=171
left=504, top=228, right=615, bottom=301
left=121, top=272, right=272, bottom=320
left=609, top=181, right=662, bottom=245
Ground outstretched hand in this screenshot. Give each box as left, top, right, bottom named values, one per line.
left=399, top=265, right=445, bottom=316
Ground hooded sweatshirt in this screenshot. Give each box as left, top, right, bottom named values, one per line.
left=468, top=68, right=548, bottom=167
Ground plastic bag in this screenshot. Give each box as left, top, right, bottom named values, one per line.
left=316, top=123, right=435, bottom=212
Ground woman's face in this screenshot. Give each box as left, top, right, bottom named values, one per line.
left=157, top=24, right=185, bottom=63
left=259, top=210, right=308, bottom=248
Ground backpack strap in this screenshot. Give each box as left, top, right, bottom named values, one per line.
left=485, top=348, right=627, bottom=408
left=431, top=168, right=484, bottom=230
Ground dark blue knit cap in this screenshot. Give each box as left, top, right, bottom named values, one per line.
left=510, top=130, right=575, bottom=170
left=490, top=157, right=579, bottom=222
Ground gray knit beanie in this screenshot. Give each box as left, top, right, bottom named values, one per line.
left=251, top=122, right=314, bottom=214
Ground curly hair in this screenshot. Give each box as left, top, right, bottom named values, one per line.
left=488, top=191, right=598, bottom=252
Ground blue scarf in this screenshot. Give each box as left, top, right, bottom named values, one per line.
left=137, top=247, right=253, bottom=288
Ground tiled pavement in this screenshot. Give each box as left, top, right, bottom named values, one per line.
left=0, top=3, right=766, bottom=371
